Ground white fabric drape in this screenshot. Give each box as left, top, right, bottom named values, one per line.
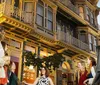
left=0, top=42, right=4, bottom=58
left=0, top=58, right=5, bottom=78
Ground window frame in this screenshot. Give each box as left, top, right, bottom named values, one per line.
left=36, top=0, right=54, bottom=32
left=89, top=34, right=97, bottom=52
left=36, top=1, right=44, bottom=27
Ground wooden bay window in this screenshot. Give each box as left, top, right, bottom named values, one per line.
left=36, top=0, right=57, bottom=32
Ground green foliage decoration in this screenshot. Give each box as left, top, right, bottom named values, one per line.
left=24, top=51, right=65, bottom=71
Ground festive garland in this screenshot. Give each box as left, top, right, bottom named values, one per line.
left=24, top=51, right=65, bottom=71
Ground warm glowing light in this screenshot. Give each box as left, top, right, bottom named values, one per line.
left=62, top=62, right=71, bottom=71
left=29, top=65, right=33, bottom=70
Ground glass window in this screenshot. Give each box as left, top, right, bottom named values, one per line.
left=14, top=0, right=19, bottom=7
left=89, top=34, right=92, bottom=51
left=37, top=15, right=43, bottom=26
left=89, top=34, right=97, bottom=52
left=24, top=2, right=33, bottom=12
left=90, top=12, right=94, bottom=24
left=86, top=7, right=90, bottom=21
left=37, top=4, right=44, bottom=15
left=36, top=3, right=44, bottom=26
left=36, top=1, right=54, bottom=32
left=48, top=7, right=53, bottom=31
left=93, top=36, right=97, bottom=52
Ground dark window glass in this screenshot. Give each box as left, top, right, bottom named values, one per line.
left=48, top=7, right=53, bottom=31
left=36, top=3, right=44, bottom=26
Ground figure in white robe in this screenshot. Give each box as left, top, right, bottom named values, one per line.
left=0, top=42, right=7, bottom=84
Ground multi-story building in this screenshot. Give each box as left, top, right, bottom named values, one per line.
left=0, top=0, right=99, bottom=85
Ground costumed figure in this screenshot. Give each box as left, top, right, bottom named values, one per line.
left=84, top=57, right=96, bottom=85
left=0, top=41, right=7, bottom=84
left=0, top=27, right=9, bottom=85
left=31, top=67, right=54, bottom=85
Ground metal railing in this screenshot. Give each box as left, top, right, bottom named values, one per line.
left=56, top=30, right=89, bottom=52
left=59, top=0, right=79, bottom=15
left=0, top=2, right=33, bottom=25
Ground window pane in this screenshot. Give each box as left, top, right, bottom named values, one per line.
left=48, top=21, right=53, bottom=31
left=14, top=0, right=19, bottom=7
left=37, top=4, right=44, bottom=16
left=89, top=44, right=92, bottom=51
left=24, top=2, right=33, bottom=12
left=79, top=34, right=86, bottom=43
left=94, top=37, right=97, bottom=46
left=48, top=10, right=53, bottom=21
left=36, top=15, right=43, bottom=26
left=88, top=34, right=92, bottom=43
left=57, top=24, right=61, bottom=31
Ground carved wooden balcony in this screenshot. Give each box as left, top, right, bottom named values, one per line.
left=56, top=29, right=89, bottom=52
left=59, top=0, right=79, bottom=15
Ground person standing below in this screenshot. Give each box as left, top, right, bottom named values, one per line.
left=8, top=62, right=18, bottom=85
left=77, top=62, right=87, bottom=85
left=84, top=57, right=96, bottom=85
left=32, top=67, right=54, bottom=85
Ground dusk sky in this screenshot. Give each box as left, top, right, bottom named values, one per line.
left=97, top=0, right=100, bottom=25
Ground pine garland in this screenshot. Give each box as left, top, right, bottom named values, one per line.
left=24, top=51, right=65, bottom=71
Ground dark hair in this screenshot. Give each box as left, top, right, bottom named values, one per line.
left=1, top=41, right=6, bottom=50
left=40, top=67, right=49, bottom=77
left=89, top=57, right=96, bottom=66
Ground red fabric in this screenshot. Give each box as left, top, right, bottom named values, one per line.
left=78, top=70, right=87, bottom=85
left=0, top=67, right=8, bottom=84
left=0, top=78, right=7, bottom=84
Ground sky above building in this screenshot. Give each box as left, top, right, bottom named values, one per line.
left=97, top=0, right=100, bottom=25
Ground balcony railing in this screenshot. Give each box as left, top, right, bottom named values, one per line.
left=59, top=0, right=79, bottom=15
left=56, top=30, right=89, bottom=52
left=0, top=2, right=33, bottom=25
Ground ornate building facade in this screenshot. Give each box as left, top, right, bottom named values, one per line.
left=0, top=0, right=99, bottom=85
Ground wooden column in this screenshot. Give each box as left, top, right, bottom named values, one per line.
left=19, top=39, right=27, bottom=82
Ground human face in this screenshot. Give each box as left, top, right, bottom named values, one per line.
left=41, top=68, right=46, bottom=75
left=87, top=58, right=91, bottom=65
left=77, top=63, right=82, bottom=68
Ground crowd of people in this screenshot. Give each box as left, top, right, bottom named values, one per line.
left=0, top=41, right=18, bottom=85
left=0, top=39, right=98, bottom=85
left=0, top=28, right=99, bottom=85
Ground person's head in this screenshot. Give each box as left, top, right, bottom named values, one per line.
left=10, top=62, right=16, bottom=73
left=40, top=67, right=49, bottom=77
left=77, top=62, right=82, bottom=68
left=87, top=57, right=96, bottom=66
